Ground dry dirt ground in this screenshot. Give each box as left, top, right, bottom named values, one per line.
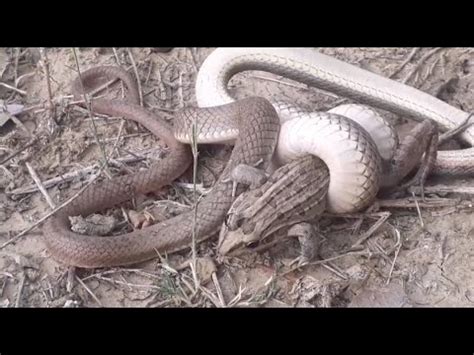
left=0, top=47, right=473, bottom=308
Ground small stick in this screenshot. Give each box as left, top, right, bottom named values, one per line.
left=0, top=82, right=27, bottom=95
left=390, top=47, right=420, bottom=78
left=15, top=72, right=36, bottom=87
left=190, top=120, right=200, bottom=290
left=377, top=197, right=459, bottom=208
left=0, top=165, right=14, bottom=180
left=280, top=250, right=371, bottom=277
left=438, top=112, right=474, bottom=145
left=126, top=49, right=143, bottom=106
left=410, top=184, right=474, bottom=196
left=188, top=48, right=199, bottom=73
left=423, top=57, right=440, bottom=82
left=112, top=48, right=126, bottom=99
left=9, top=114, right=31, bottom=136
left=75, top=275, right=103, bottom=307
left=11, top=165, right=96, bottom=195
left=198, top=284, right=223, bottom=307
left=144, top=59, right=154, bottom=85
left=177, top=70, right=184, bottom=109
left=321, top=263, right=349, bottom=280
left=110, top=119, right=126, bottom=159
left=71, top=48, right=110, bottom=175
left=67, top=267, right=75, bottom=293
left=401, top=47, right=443, bottom=85
left=25, top=162, right=56, bottom=209
left=0, top=138, right=36, bottom=165
left=39, top=48, right=55, bottom=120
left=84, top=132, right=152, bottom=143
left=95, top=275, right=161, bottom=290
left=350, top=211, right=391, bottom=249
left=15, top=272, right=26, bottom=308
left=411, top=191, right=425, bottom=229
left=386, top=229, right=402, bottom=285
left=227, top=285, right=247, bottom=307
left=212, top=272, right=226, bottom=307
left=250, top=74, right=308, bottom=90
left=13, top=47, right=20, bottom=83
left=0, top=171, right=102, bottom=249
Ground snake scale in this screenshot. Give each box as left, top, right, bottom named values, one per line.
left=42, top=48, right=473, bottom=267
left=42, top=67, right=279, bottom=268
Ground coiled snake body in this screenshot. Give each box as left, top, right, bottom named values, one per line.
left=43, top=48, right=473, bottom=268
left=42, top=67, right=279, bottom=268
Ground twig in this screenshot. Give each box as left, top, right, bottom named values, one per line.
left=321, top=263, right=348, bottom=280
left=350, top=212, right=391, bottom=249
left=377, top=197, right=459, bottom=208
left=112, top=48, right=126, bottom=99
left=25, top=162, right=56, bottom=209
left=389, top=48, right=420, bottom=78
left=84, top=132, right=152, bottom=143
left=39, top=48, right=55, bottom=120
left=190, top=120, right=200, bottom=290
left=15, top=272, right=26, bottom=308
left=177, top=70, right=184, bottom=109
left=188, top=48, right=199, bottom=73
left=0, top=171, right=102, bottom=249
left=15, top=72, right=36, bottom=87
left=144, top=60, right=154, bottom=85
left=75, top=275, right=103, bottom=307
left=386, top=229, right=402, bottom=285
left=110, top=119, right=126, bottom=159
left=9, top=147, right=158, bottom=195
left=250, top=74, right=308, bottom=90
left=280, top=250, right=371, bottom=277
left=438, top=112, right=474, bottom=144
left=411, top=191, right=425, bottom=229
left=227, top=284, right=247, bottom=307
left=401, top=47, right=443, bottom=85
left=13, top=47, right=20, bottom=83
left=126, top=48, right=143, bottom=106
left=410, top=184, right=474, bottom=195
left=0, top=82, right=27, bottom=95
left=212, top=272, right=226, bottom=307
left=8, top=114, right=31, bottom=136
left=423, top=56, right=441, bottom=82
left=67, top=267, right=75, bottom=293
left=95, top=275, right=161, bottom=290
left=71, top=48, right=110, bottom=175
left=0, top=138, right=36, bottom=165
left=198, top=284, right=222, bottom=307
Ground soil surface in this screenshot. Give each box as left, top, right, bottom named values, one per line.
left=0, top=47, right=473, bottom=308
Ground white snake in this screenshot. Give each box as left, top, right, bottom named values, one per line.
left=195, top=47, right=473, bottom=213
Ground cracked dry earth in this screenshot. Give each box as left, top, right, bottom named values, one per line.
left=0, top=47, right=473, bottom=307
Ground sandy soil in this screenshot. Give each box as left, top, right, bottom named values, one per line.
left=0, top=47, right=473, bottom=308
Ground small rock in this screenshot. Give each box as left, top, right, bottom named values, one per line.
left=70, top=214, right=117, bottom=236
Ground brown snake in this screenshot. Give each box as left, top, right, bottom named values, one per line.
left=42, top=66, right=280, bottom=268
left=42, top=48, right=470, bottom=267
left=196, top=47, right=473, bottom=213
